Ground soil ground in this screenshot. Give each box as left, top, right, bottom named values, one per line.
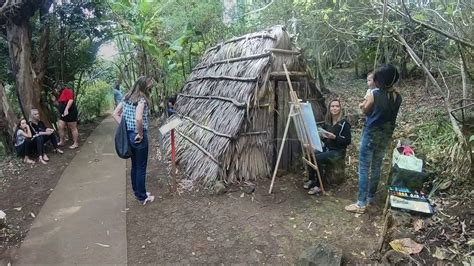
left=125, top=122, right=389, bottom=264
left=0, top=118, right=101, bottom=263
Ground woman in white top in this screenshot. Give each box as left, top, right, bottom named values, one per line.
left=14, top=118, right=48, bottom=164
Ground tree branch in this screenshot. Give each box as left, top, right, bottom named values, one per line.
left=394, top=29, right=467, bottom=145
left=387, top=3, right=474, bottom=49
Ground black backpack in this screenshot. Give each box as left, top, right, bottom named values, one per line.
left=115, top=116, right=131, bottom=159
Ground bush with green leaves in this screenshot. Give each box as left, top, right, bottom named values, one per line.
left=76, top=80, right=112, bottom=122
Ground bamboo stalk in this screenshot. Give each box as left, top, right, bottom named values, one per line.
left=186, top=75, right=258, bottom=83
left=175, top=129, right=221, bottom=166
left=193, top=52, right=271, bottom=71
left=178, top=93, right=246, bottom=108
left=179, top=114, right=233, bottom=139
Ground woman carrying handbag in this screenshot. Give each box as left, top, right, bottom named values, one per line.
left=113, top=76, right=155, bottom=205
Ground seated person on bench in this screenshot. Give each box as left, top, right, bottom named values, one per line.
left=304, top=99, right=351, bottom=195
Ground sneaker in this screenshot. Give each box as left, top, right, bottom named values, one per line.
left=142, top=195, right=155, bottom=205
left=308, top=186, right=321, bottom=195
left=303, top=180, right=314, bottom=189
left=345, top=203, right=366, bottom=214
left=42, top=154, right=49, bottom=161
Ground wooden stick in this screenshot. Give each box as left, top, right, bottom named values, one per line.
left=179, top=114, right=233, bottom=139
left=178, top=93, right=246, bottom=108
left=241, top=131, right=268, bottom=136
left=204, top=33, right=276, bottom=53
left=175, top=130, right=221, bottom=166
left=193, top=52, right=271, bottom=71
left=266, top=48, right=301, bottom=54
left=186, top=75, right=258, bottom=83
left=269, top=104, right=294, bottom=194
left=170, top=129, right=177, bottom=193
left=270, top=71, right=307, bottom=79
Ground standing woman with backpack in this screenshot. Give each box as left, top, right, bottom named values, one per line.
left=113, top=76, right=155, bottom=205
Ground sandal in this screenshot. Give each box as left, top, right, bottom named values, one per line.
left=308, top=186, right=321, bottom=195
left=69, top=144, right=79, bottom=149
left=24, top=158, right=36, bottom=164
left=344, top=203, right=366, bottom=214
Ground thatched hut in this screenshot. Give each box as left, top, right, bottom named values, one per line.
left=164, top=26, right=325, bottom=188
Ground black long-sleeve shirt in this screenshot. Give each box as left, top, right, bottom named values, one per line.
left=322, top=118, right=351, bottom=151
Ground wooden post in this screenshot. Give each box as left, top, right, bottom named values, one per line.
left=170, top=129, right=177, bottom=193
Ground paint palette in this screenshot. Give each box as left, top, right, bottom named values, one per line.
left=389, top=186, right=434, bottom=214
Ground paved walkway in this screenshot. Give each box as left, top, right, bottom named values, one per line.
left=16, top=116, right=127, bottom=265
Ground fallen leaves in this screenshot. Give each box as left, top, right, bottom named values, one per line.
left=413, top=219, right=425, bottom=232
left=389, top=238, right=424, bottom=255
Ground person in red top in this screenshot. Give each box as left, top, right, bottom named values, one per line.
left=54, top=85, right=79, bottom=149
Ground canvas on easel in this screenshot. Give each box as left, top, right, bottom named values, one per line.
left=269, top=64, right=325, bottom=194
left=299, top=102, right=323, bottom=152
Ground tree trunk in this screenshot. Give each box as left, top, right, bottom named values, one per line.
left=33, top=19, right=53, bottom=128
left=0, top=83, right=18, bottom=153
left=7, top=19, right=40, bottom=120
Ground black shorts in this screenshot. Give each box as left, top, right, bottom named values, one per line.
left=58, top=103, right=78, bottom=122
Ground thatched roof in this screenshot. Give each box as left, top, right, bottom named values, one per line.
left=164, top=25, right=305, bottom=188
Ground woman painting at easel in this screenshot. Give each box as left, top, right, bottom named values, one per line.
left=304, top=99, right=352, bottom=195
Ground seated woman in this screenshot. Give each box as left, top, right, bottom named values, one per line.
left=14, top=118, right=48, bottom=165
left=29, top=109, right=63, bottom=155
left=304, top=99, right=352, bottom=195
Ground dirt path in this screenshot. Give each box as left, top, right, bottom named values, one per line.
left=126, top=124, right=385, bottom=264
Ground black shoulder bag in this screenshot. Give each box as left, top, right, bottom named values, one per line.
left=115, top=116, right=132, bottom=159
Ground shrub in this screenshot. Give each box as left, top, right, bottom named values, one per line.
left=76, top=80, right=112, bottom=122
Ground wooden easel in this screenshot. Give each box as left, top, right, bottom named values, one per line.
left=269, top=64, right=325, bottom=194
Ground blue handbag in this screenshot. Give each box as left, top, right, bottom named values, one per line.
left=115, top=116, right=132, bottom=159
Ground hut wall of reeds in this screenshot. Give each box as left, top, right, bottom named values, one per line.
left=163, top=26, right=325, bottom=187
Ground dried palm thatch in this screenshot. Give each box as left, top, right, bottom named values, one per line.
left=163, top=25, right=307, bottom=188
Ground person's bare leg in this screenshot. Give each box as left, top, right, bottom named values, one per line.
left=58, top=120, right=66, bottom=146
left=68, top=121, right=79, bottom=149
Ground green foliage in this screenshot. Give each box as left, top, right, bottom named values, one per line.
left=414, top=118, right=470, bottom=182
left=109, top=0, right=229, bottom=96
left=39, top=1, right=113, bottom=83
left=76, top=80, right=112, bottom=122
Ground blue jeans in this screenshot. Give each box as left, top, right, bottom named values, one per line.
left=308, top=149, right=345, bottom=187
left=128, top=131, right=149, bottom=201
left=357, top=129, right=390, bottom=207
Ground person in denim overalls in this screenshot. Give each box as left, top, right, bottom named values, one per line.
left=345, top=64, right=402, bottom=214
left=113, top=76, right=155, bottom=205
